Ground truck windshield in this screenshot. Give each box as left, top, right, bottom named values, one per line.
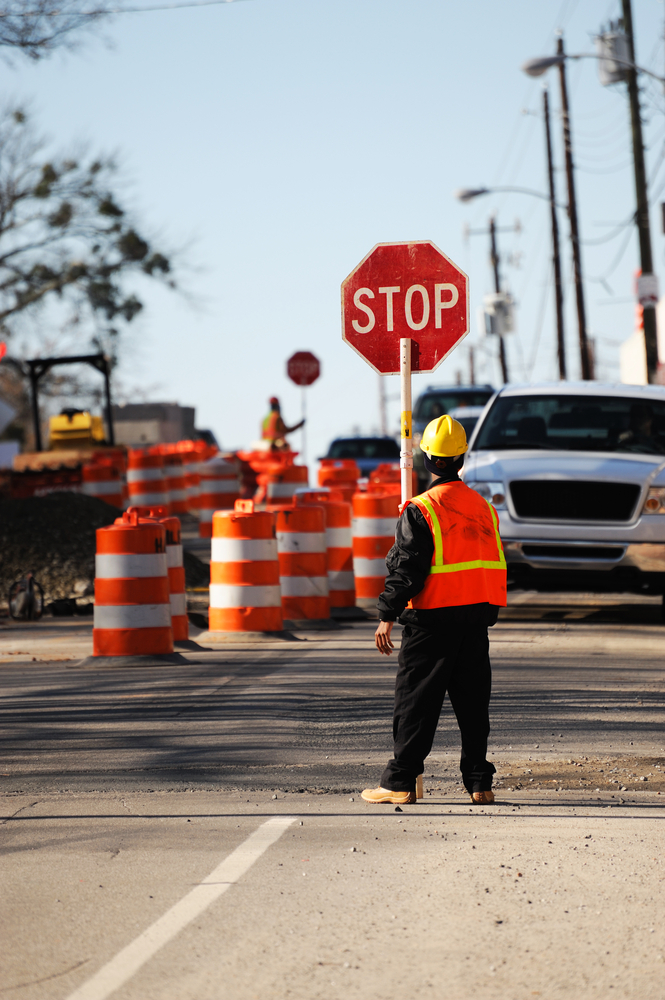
left=473, top=394, right=665, bottom=455
left=414, top=390, right=493, bottom=422
left=327, top=438, right=400, bottom=459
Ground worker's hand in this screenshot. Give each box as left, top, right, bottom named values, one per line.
left=375, top=620, right=395, bottom=656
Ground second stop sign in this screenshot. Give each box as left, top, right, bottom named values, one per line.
left=287, top=351, right=320, bottom=386
left=341, top=241, right=469, bottom=374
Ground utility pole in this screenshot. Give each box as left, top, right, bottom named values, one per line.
left=378, top=374, right=388, bottom=436
left=621, top=0, right=659, bottom=382
left=469, top=344, right=476, bottom=385
left=557, top=34, right=593, bottom=379
left=489, top=216, right=509, bottom=384
left=543, top=85, right=566, bottom=379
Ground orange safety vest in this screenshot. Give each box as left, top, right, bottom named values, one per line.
left=404, top=481, right=507, bottom=609
left=262, top=411, right=281, bottom=440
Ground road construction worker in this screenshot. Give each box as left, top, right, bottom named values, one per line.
left=261, top=397, right=305, bottom=451
left=361, top=414, right=507, bottom=807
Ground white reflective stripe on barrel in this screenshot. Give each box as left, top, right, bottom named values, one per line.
left=93, top=603, right=172, bottom=629
left=166, top=544, right=183, bottom=568
left=127, top=468, right=165, bottom=483
left=276, top=531, right=326, bottom=553
left=126, top=490, right=168, bottom=506
left=206, top=461, right=236, bottom=474
left=168, top=489, right=188, bottom=502
left=267, top=482, right=298, bottom=497
left=82, top=480, right=123, bottom=497
left=279, top=575, right=329, bottom=597
left=211, top=537, right=278, bottom=562
left=353, top=557, right=388, bottom=577
left=95, top=553, right=168, bottom=579
left=165, top=466, right=185, bottom=477
left=209, top=583, right=282, bottom=608
left=352, top=517, right=397, bottom=538
left=328, top=570, right=354, bottom=589
left=326, top=526, right=352, bottom=548
left=170, top=592, right=187, bottom=616
left=199, top=478, right=240, bottom=493
left=199, top=510, right=213, bottom=524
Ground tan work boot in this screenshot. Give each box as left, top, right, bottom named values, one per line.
left=470, top=790, right=495, bottom=805
left=361, top=786, right=416, bottom=805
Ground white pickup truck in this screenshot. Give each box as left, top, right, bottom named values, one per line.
left=463, top=382, right=665, bottom=603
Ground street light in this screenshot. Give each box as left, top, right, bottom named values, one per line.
left=523, top=35, right=592, bottom=381
left=455, top=185, right=565, bottom=209
left=522, top=52, right=665, bottom=85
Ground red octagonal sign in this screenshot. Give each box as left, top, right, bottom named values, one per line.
left=287, top=350, right=320, bottom=386
left=341, top=241, right=469, bottom=374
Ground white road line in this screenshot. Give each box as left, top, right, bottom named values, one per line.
left=64, top=816, right=295, bottom=1000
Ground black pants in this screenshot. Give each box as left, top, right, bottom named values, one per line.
left=380, top=623, right=496, bottom=794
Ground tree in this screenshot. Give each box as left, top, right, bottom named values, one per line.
left=0, top=108, right=174, bottom=355
left=0, top=108, right=177, bottom=445
left=0, top=1, right=105, bottom=60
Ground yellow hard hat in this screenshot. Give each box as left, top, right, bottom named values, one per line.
left=420, top=414, right=468, bottom=458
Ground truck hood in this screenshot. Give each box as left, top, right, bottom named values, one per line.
left=464, top=449, right=665, bottom=487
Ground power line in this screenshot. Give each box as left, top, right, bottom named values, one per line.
left=0, top=0, right=252, bottom=16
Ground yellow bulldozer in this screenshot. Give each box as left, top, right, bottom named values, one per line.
left=48, top=408, right=106, bottom=450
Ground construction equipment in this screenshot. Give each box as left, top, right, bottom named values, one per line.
left=49, top=409, right=106, bottom=450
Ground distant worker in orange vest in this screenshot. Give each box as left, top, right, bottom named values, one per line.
left=362, top=414, right=507, bottom=807
left=262, top=396, right=305, bottom=451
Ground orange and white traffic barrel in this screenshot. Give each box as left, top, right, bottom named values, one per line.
left=258, top=462, right=309, bottom=506
left=180, top=441, right=209, bottom=514
left=164, top=453, right=188, bottom=515
left=162, top=513, right=188, bottom=641
left=296, top=490, right=354, bottom=608
left=198, top=456, right=241, bottom=538
left=82, top=459, right=124, bottom=509
left=124, top=505, right=188, bottom=641
left=351, top=491, right=400, bottom=602
left=318, top=459, right=360, bottom=504
left=274, top=502, right=329, bottom=621
left=127, top=450, right=170, bottom=512
left=93, top=509, right=173, bottom=656
left=369, top=462, right=419, bottom=494
left=208, top=499, right=283, bottom=632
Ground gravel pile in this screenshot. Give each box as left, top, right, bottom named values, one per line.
left=0, top=493, right=208, bottom=607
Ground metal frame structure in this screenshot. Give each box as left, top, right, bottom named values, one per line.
left=23, top=353, right=115, bottom=452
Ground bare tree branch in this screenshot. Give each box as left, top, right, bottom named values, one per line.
left=0, top=108, right=176, bottom=364
left=0, top=1, right=107, bottom=60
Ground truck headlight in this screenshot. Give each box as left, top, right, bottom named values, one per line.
left=470, top=481, right=507, bottom=509
left=642, top=487, right=665, bottom=513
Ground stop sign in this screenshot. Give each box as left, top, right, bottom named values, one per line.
left=341, top=241, right=469, bottom=374
left=287, top=351, right=320, bottom=386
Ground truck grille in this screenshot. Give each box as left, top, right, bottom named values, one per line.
left=510, top=480, right=640, bottom=522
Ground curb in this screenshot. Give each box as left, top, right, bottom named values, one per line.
left=284, top=618, right=342, bottom=631
left=195, top=630, right=302, bottom=643
left=74, top=653, right=193, bottom=668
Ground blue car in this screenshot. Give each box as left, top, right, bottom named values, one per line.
left=322, top=436, right=401, bottom=477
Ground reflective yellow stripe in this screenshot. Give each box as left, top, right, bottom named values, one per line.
left=410, top=492, right=506, bottom=575
left=411, top=495, right=443, bottom=565
left=486, top=502, right=507, bottom=570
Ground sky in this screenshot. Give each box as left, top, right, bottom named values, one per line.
left=6, top=0, right=665, bottom=464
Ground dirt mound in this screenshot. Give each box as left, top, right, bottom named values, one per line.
left=0, top=493, right=208, bottom=606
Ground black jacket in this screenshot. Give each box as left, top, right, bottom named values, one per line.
left=377, top=470, right=500, bottom=630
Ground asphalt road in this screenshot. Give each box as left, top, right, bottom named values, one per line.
left=1, top=598, right=664, bottom=999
